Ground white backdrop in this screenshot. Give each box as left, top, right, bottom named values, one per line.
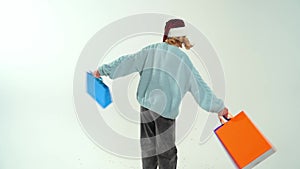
left=0, top=0, right=299, bottom=168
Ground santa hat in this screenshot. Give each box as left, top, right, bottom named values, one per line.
left=163, top=19, right=187, bottom=42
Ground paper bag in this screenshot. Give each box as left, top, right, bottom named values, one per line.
left=214, top=111, right=275, bottom=169
left=86, top=72, right=112, bottom=108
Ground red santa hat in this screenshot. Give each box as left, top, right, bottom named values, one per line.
left=163, top=19, right=187, bottom=42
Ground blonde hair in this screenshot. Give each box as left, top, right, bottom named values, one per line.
left=165, top=36, right=193, bottom=50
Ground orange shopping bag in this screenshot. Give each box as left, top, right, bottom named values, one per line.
left=214, top=111, right=275, bottom=169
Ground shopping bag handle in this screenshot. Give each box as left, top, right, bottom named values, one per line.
left=88, top=71, right=102, bottom=81
left=223, top=115, right=231, bottom=121
left=219, top=110, right=234, bottom=124
left=96, top=77, right=103, bottom=81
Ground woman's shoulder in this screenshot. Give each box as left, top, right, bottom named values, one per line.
left=144, top=42, right=184, bottom=52
left=143, top=42, right=189, bottom=59
left=143, top=42, right=166, bottom=49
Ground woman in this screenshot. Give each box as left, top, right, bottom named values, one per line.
left=93, top=19, right=232, bottom=169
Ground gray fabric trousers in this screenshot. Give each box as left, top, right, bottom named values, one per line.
left=140, top=106, right=177, bottom=169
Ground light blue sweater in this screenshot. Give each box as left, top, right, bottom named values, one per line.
left=98, top=42, right=224, bottom=119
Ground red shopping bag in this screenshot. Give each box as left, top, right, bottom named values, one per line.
left=214, top=111, right=275, bottom=169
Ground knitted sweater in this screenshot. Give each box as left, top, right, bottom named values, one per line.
left=98, top=42, right=224, bottom=119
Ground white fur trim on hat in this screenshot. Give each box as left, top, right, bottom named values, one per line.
left=168, top=26, right=187, bottom=37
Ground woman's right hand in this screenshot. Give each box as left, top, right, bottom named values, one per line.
left=93, top=70, right=101, bottom=78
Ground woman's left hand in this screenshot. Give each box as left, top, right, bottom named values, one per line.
left=218, top=107, right=234, bottom=124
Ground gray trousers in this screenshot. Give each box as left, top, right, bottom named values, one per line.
left=140, top=106, right=177, bottom=169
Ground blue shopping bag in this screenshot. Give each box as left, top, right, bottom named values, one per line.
left=86, top=72, right=112, bottom=108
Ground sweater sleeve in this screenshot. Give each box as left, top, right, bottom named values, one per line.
left=188, top=65, right=225, bottom=113
left=98, top=48, right=147, bottom=79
